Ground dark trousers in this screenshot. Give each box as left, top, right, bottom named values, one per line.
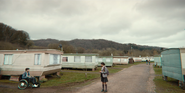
left=26, top=77, right=36, bottom=84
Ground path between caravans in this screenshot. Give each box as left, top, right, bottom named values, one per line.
left=76, top=63, right=156, bottom=93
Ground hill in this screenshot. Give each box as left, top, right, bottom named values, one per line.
left=33, top=38, right=162, bottom=51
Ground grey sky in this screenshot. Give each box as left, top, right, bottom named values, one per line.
left=0, top=0, right=185, bottom=48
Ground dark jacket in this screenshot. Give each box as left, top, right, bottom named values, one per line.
left=22, top=71, right=30, bottom=79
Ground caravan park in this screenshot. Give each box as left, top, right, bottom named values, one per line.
left=0, top=0, right=185, bottom=93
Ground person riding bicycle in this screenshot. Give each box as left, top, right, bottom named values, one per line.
left=22, top=68, right=38, bottom=87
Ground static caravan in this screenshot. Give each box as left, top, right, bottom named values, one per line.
left=133, top=57, right=142, bottom=62
left=97, top=56, right=113, bottom=67
left=141, top=57, right=154, bottom=62
left=62, top=53, right=99, bottom=71
left=142, top=57, right=147, bottom=62
left=113, top=56, right=129, bottom=65
left=161, top=48, right=185, bottom=89
left=0, top=49, right=63, bottom=81
left=149, top=57, right=154, bottom=62
left=154, top=55, right=162, bottom=67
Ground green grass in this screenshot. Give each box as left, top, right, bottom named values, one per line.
left=0, top=80, right=18, bottom=83
left=41, top=72, right=99, bottom=87
left=153, top=66, right=162, bottom=75
left=108, top=68, right=121, bottom=73
left=153, top=66, right=185, bottom=93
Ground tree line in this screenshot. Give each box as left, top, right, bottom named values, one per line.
left=0, top=23, right=33, bottom=50
left=36, top=39, right=161, bottom=56
left=47, top=43, right=160, bottom=56
left=33, top=39, right=162, bottom=56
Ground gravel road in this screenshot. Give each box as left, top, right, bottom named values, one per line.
left=76, top=63, right=156, bottom=93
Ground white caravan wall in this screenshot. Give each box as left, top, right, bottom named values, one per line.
left=181, top=53, right=185, bottom=69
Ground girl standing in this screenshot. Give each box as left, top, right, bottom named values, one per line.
left=99, top=62, right=108, bottom=92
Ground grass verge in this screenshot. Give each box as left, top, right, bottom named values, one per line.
left=41, top=72, right=99, bottom=87
left=153, top=66, right=185, bottom=93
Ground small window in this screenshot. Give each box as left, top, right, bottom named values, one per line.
left=4, top=54, right=13, bottom=65
left=50, top=54, right=61, bottom=65
left=34, top=54, right=41, bottom=65
left=118, top=59, right=121, bottom=62
left=62, top=57, right=68, bottom=62
left=85, top=56, right=92, bottom=62
left=74, top=56, right=81, bottom=62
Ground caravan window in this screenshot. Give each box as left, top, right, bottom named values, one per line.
left=85, top=56, right=92, bottom=62
left=62, top=57, right=68, bottom=62
left=34, top=54, right=41, bottom=65
left=50, top=54, right=61, bottom=65
left=74, top=56, right=81, bottom=62
left=4, top=54, right=13, bottom=65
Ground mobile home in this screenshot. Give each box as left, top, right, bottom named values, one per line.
left=62, top=53, right=99, bottom=71
left=133, top=57, right=142, bottom=62
left=154, top=55, right=162, bottom=67
left=97, top=56, right=113, bottom=67
left=161, top=48, right=185, bottom=89
left=149, top=57, right=154, bottom=62
left=0, top=49, right=63, bottom=81
left=142, top=57, right=147, bottom=62
left=113, top=56, right=129, bottom=65
left=142, top=57, right=154, bottom=62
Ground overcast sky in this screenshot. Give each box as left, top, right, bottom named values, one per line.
left=0, top=0, right=185, bottom=48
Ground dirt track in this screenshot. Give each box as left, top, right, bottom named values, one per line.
left=76, top=63, right=156, bottom=93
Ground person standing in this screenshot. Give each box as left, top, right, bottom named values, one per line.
left=149, top=60, right=150, bottom=65
left=146, top=60, right=148, bottom=65
left=99, top=62, right=108, bottom=92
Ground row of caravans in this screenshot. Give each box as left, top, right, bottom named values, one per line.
left=0, top=49, right=153, bottom=81
left=141, top=57, right=154, bottom=62
left=2, top=48, right=184, bottom=88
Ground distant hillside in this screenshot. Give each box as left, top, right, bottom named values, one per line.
left=32, top=38, right=60, bottom=47
left=33, top=39, right=162, bottom=51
